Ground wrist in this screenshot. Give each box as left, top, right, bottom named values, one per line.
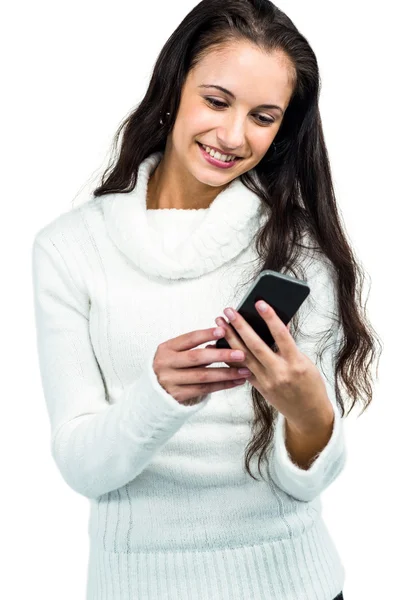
left=288, top=399, right=335, bottom=436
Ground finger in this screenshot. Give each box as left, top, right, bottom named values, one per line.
left=254, top=303, right=296, bottom=359
left=215, top=316, right=259, bottom=372
left=165, top=326, right=228, bottom=352
left=221, top=305, right=295, bottom=366
left=214, top=317, right=247, bottom=356
left=220, top=306, right=278, bottom=368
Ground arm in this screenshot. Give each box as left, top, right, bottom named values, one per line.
left=32, top=232, right=209, bottom=500
left=268, top=255, right=347, bottom=501
left=284, top=400, right=335, bottom=471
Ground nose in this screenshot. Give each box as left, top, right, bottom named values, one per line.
left=215, top=138, right=244, bottom=157
left=216, top=117, right=246, bottom=155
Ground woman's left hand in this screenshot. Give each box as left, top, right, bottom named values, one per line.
left=212, top=301, right=332, bottom=430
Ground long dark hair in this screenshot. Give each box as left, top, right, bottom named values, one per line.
left=91, top=0, right=382, bottom=481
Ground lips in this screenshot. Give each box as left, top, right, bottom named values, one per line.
left=197, top=142, right=241, bottom=160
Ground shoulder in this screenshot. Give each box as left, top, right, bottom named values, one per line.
left=31, top=196, right=104, bottom=297
left=295, top=230, right=337, bottom=290
left=32, top=195, right=103, bottom=249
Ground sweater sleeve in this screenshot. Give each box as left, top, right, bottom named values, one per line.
left=31, top=233, right=210, bottom=500
left=268, top=255, right=347, bottom=502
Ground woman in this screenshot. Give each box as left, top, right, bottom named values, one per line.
left=31, top=1, right=381, bottom=598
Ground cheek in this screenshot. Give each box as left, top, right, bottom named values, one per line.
left=174, top=109, right=211, bottom=144
left=187, top=104, right=219, bottom=133
left=253, top=131, right=274, bottom=155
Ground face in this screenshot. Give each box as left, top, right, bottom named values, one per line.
left=167, top=41, right=295, bottom=189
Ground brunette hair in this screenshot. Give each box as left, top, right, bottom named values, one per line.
left=91, top=0, right=382, bottom=481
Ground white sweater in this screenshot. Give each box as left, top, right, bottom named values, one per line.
left=32, top=151, right=347, bottom=600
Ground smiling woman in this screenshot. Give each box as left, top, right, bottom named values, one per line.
left=32, top=0, right=381, bottom=599
left=143, top=40, right=295, bottom=209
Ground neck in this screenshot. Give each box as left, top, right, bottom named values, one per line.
left=103, top=150, right=265, bottom=279
left=146, top=143, right=231, bottom=210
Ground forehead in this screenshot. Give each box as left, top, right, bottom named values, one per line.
left=189, top=41, right=295, bottom=108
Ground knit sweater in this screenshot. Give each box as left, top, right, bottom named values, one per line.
left=31, top=151, right=347, bottom=600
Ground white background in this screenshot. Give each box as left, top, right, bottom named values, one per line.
left=1, top=1, right=398, bottom=598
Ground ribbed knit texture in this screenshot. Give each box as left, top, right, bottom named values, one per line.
left=32, top=152, right=347, bottom=599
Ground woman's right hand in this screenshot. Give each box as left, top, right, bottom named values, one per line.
left=152, top=326, right=253, bottom=406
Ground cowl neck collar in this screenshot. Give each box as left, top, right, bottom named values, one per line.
left=103, top=151, right=266, bottom=279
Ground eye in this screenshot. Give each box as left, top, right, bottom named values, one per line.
left=205, top=97, right=228, bottom=109
left=257, top=115, right=275, bottom=125
left=204, top=97, right=275, bottom=126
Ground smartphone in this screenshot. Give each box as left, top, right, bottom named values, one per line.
left=215, top=270, right=310, bottom=351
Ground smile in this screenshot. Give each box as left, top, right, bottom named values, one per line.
left=197, top=142, right=243, bottom=169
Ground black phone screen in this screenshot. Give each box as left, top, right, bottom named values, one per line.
left=215, top=269, right=310, bottom=350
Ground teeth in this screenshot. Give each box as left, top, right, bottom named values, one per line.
left=200, top=144, right=237, bottom=162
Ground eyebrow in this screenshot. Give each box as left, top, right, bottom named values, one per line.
left=198, top=84, right=284, bottom=115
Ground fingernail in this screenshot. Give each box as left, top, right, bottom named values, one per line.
left=257, top=301, right=269, bottom=313
left=224, top=308, right=235, bottom=320
left=238, top=368, right=251, bottom=376
left=213, top=327, right=224, bottom=337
